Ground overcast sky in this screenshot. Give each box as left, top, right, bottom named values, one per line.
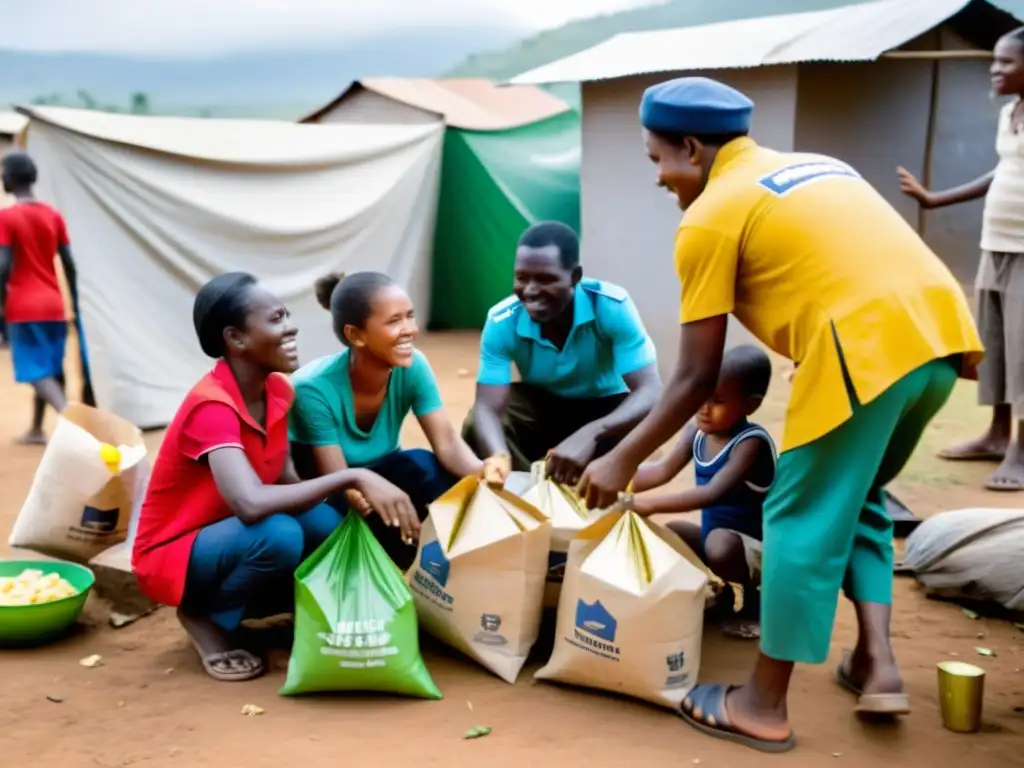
left=8, top=0, right=657, bottom=56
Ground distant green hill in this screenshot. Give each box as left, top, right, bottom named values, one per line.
left=448, top=0, right=1024, bottom=80
left=0, top=24, right=524, bottom=119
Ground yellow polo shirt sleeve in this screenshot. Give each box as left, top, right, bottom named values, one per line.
left=673, top=225, right=739, bottom=323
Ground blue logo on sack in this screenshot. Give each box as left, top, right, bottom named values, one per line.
left=575, top=599, right=617, bottom=643
left=757, top=160, right=861, bottom=197
left=79, top=506, right=118, bottom=533
left=419, top=540, right=450, bottom=588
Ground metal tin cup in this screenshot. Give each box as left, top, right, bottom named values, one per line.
left=936, top=661, right=985, bottom=733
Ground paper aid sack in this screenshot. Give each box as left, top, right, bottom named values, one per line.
left=535, top=510, right=714, bottom=709
left=520, top=461, right=606, bottom=608
left=280, top=513, right=441, bottom=699
left=9, top=404, right=148, bottom=563
left=409, top=476, right=551, bottom=684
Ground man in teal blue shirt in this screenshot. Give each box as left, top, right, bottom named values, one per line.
left=462, top=221, right=661, bottom=487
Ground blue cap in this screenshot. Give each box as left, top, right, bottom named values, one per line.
left=639, top=77, right=754, bottom=136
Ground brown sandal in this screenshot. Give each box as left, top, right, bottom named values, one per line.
left=835, top=653, right=910, bottom=715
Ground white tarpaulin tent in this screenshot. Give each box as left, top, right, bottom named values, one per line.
left=18, top=106, right=443, bottom=428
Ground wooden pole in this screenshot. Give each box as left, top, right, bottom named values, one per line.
left=920, top=59, right=941, bottom=236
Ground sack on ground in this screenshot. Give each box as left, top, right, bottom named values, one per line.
left=534, top=510, right=712, bottom=709
left=280, top=513, right=441, bottom=699
left=898, top=508, right=1024, bottom=613
left=520, top=461, right=610, bottom=608
left=9, top=404, right=147, bottom=563
left=409, top=476, right=550, bottom=683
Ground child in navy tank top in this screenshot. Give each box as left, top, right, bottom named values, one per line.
left=627, top=345, right=776, bottom=639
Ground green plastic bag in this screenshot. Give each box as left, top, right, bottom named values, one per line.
left=279, top=513, right=442, bottom=699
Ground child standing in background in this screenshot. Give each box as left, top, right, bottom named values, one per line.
left=0, top=152, right=79, bottom=443
left=624, top=345, right=776, bottom=638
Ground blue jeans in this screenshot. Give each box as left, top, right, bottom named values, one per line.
left=182, top=503, right=343, bottom=632
left=326, top=449, right=458, bottom=570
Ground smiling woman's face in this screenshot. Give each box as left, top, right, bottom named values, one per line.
left=345, top=283, right=418, bottom=368
left=643, top=128, right=706, bottom=210
left=230, top=282, right=299, bottom=373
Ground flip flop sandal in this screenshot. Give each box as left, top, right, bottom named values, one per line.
left=200, top=649, right=265, bottom=682
left=937, top=449, right=1004, bottom=462
left=679, top=684, right=796, bottom=754
left=721, top=619, right=760, bottom=641
left=835, top=654, right=910, bottom=715
left=984, top=477, right=1024, bottom=492
left=190, top=638, right=265, bottom=682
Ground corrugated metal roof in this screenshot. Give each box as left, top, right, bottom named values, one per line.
left=510, top=0, right=982, bottom=85
left=301, top=78, right=570, bottom=131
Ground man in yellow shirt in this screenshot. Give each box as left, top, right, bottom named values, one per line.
left=576, top=77, right=983, bottom=753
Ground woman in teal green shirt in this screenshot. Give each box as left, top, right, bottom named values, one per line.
left=290, top=271, right=502, bottom=568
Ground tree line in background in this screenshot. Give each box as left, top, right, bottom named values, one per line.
left=26, top=91, right=216, bottom=117
left=30, top=90, right=152, bottom=114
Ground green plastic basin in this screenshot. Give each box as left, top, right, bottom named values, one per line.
left=0, top=559, right=95, bottom=648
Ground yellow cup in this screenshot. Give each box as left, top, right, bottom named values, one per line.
left=936, top=661, right=985, bottom=733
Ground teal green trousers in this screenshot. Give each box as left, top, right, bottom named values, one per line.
left=760, top=357, right=958, bottom=664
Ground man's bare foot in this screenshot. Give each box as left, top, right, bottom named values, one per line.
left=724, top=683, right=793, bottom=742
left=177, top=608, right=264, bottom=682
left=985, top=442, right=1024, bottom=491
left=839, top=647, right=903, bottom=696
left=938, top=434, right=1007, bottom=462
left=16, top=430, right=47, bottom=446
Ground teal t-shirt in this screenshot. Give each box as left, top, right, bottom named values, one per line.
left=289, top=349, right=444, bottom=468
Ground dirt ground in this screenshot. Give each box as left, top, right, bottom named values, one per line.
left=1, top=331, right=1022, bottom=768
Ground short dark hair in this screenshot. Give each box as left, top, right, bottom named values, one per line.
left=518, top=221, right=580, bottom=270
left=315, top=270, right=395, bottom=346
left=719, top=344, right=772, bottom=399
left=1005, top=26, right=1024, bottom=47
left=2, top=151, right=37, bottom=188
left=652, top=130, right=749, bottom=149
left=192, top=272, right=258, bottom=358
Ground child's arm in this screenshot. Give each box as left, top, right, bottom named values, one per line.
left=631, top=437, right=764, bottom=517
left=0, top=213, right=11, bottom=320
left=897, top=166, right=993, bottom=209
left=631, top=422, right=697, bottom=492
left=57, top=238, right=78, bottom=316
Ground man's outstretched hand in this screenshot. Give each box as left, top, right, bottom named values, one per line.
left=575, top=450, right=636, bottom=510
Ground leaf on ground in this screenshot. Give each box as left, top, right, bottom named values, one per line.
left=466, top=701, right=473, bottom=711
left=46, top=695, right=64, bottom=703
left=976, top=647, right=997, bottom=657
left=241, top=704, right=265, bottom=717
left=1014, top=623, right=1024, bottom=633
left=78, top=654, right=103, bottom=668
left=463, top=726, right=492, bottom=740
left=962, top=608, right=979, bottom=620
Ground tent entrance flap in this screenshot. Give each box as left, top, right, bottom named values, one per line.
left=429, top=111, right=581, bottom=330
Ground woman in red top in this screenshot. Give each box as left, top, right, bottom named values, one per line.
left=133, top=272, right=415, bottom=682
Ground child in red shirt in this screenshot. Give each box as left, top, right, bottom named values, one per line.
left=133, top=272, right=418, bottom=682
left=0, top=152, right=76, bottom=444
